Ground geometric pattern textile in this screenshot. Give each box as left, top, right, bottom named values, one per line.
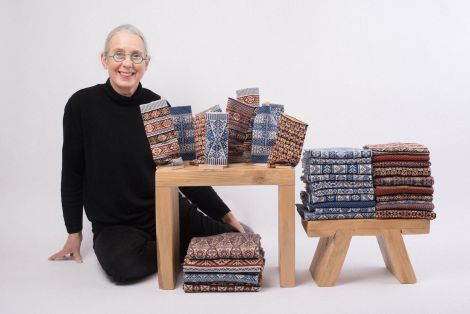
left=302, top=174, right=373, bottom=183
left=303, top=157, right=372, bottom=165
left=169, top=105, right=196, bottom=160
left=251, top=104, right=282, bottom=163
left=236, top=88, right=260, bottom=160
left=303, top=148, right=372, bottom=159
left=296, top=204, right=376, bottom=221
left=373, top=176, right=434, bottom=187
left=364, top=142, right=430, bottom=154
left=373, top=167, right=431, bottom=177
left=183, top=256, right=265, bottom=273
left=376, top=194, right=433, bottom=202
left=204, top=112, right=228, bottom=166
left=372, top=154, right=430, bottom=162
left=375, top=186, right=434, bottom=196
left=305, top=164, right=372, bottom=175
left=183, top=283, right=261, bottom=293
left=194, top=105, right=222, bottom=164
left=184, top=273, right=260, bottom=285
left=376, top=209, right=436, bottom=220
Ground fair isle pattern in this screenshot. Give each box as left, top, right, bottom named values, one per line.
left=373, top=176, right=434, bottom=187
left=302, top=174, right=373, bottom=183
left=184, top=273, right=260, bottom=285
left=313, top=207, right=376, bottom=215
left=236, top=87, right=260, bottom=106
left=268, top=104, right=285, bottom=124
left=372, top=161, right=431, bottom=168
left=373, top=167, right=431, bottom=177
left=376, top=194, right=433, bottom=202
left=267, top=113, right=308, bottom=167
left=251, top=105, right=279, bottom=163
left=305, top=164, right=372, bottom=175
left=303, top=148, right=372, bottom=159
left=183, top=283, right=260, bottom=293
left=364, top=142, right=429, bottom=154
left=307, top=193, right=375, bottom=204
left=375, top=186, right=434, bottom=196
left=297, top=204, right=376, bottom=221
left=372, top=154, right=430, bottom=162
left=302, top=157, right=372, bottom=166
left=376, top=201, right=434, bottom=211
left=205, top=112, right=228, bottom=166
left=140, top=99, right=180, bottom=165
left=169, top=106, right=196, bottom=160
left=306, top=186, right=375, bottom=197
left=194, top=105, right=222, bottom=164
left=306, top=180, right=374, bottom=190
left=183, top=256, right=264, bottom=273
left=376, top=210, right=436, bottom=220
left=186, top=233, right=262, bottom=260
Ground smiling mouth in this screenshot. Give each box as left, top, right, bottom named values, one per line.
left=118, top=71, right=135, bottom=77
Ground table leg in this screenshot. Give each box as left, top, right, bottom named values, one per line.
left=278, top=184, right=295, bottom=287
left=155, top=186, right=179, bottom=289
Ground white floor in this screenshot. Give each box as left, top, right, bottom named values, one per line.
left=1, top=192, right=468, bottom=314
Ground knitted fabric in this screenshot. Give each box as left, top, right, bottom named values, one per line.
left=302, top=174, right=373, bottom=183
left=306, top=186, right=375, bottom=197
left=236, top=88, right=260, bottom=159
left=183, top=283, right=260, bottom=293
left=267, top=113, right=308, bottom=167
left=375, top=186, right=434, bottom=196
left=194, top=105, right=222, bottom=164
left=183, top=257, right=265, bottom=273
left=373, top=167, right=431, bottom=177
left=304, top=164, right=372, bottom=175
left=184, top=273, right=260, bottom=285
left=305, top=180, right=374, bottom=190
left=204, top=112, right=229, bottom=166
left=376, top=201, right=434, bottom=211
left=372, top=161, right=431, bottom=168
left=169, top=106, right=196, bottom=160
left=364, top=142, right=429, bottom=154
left=307, top=193, right=375, bottom=204
left=251, top=104, right=284, bottom=163
left=226, top=98, right=258, bottom=162
left=376, top=194, right=433, bottom=202
left=376, top=210, right=436, bottom=220
left=296, top=204, right=376, bottom=220
left=303, top=157, right=372, bottom=166
left=372, top=154, right=430, bottom=162
left=139, top=99, right=180, bottom=165
left=303, top=148, right=372, bottom=159
left=373, top=176, right=434, bottom=187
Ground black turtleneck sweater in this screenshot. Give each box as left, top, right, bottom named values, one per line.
left=61, top=79, right=230, bottom=234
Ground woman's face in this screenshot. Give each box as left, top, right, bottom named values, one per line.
left=101, top=31, right=149, bottom=96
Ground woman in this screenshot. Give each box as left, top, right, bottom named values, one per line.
left=49, top=24, right=245, bottom=283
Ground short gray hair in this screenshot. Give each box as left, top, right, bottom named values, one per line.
left=104, top=24, right=149, bottom=57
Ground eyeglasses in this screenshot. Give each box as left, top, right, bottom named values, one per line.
left=107, top=51, right=148, bottom=64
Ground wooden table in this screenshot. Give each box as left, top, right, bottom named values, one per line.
left=155, top=163, right=296, bottom=290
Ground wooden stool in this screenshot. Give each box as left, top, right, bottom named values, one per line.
left=301, top=219, right=430, bottom=286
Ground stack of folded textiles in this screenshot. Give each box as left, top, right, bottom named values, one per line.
left=182, top=233, right=265, bottom=292
left=298, top=148, right=376, bottom=220
left=363, top=143, right=436, bottom=220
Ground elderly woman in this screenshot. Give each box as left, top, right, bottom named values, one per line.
left=49, top=24, right=245, bottom=283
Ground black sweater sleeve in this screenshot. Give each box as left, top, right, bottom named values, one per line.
left=61, top=96, right=84, bottom=233
left=179, top=186, right=230, bottom=221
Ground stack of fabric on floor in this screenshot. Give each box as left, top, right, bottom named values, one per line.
left=298, top=148, right=376, bottom=220
left=363, top=143, right=436, bottom=220
left=183, top=233, right=265, bottom=292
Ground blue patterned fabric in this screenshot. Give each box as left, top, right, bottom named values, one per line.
left=302, top=174, right=373, bottom=182
left=170, top=106, right=196, bottom=160
left=306, top=181, right=374, bottom=190
left=205, top=112, right=228, bottom=166
left=304, top=164, right=372, bottom=175
left=251, top=104, right=284, bottom=163
left=184, top=273, right=260, bottom=285
left=306, top=201, right=376, bottom=210
left=302, top=157, right=372, bottom=166
left=308, top=193, right=375, bottom=204
left=306, top=186, right=375, bottom=196
left=313, top=207, right=376, bottom=215
left=303, top=148, right=372, bottom=159
left=297, top=204, right=376, bottom=220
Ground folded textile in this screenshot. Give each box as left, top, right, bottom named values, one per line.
left=302, top=174, right=373, bottom=183
left=297, top=204, right=376, bottom=220
left=307, top=193, right=375, bottom=204
left=305, top=180, right=374, bottom=190
left=376, top=201, right=434, bottom=211
left=183, top=257, right=264, bottom=273
left=170, top=106, right=196, bottom=160
left=251, top=104, right=281, bottom=163
left=184, top=273, right=260, bottom=285
left=375, top=186, right=434, bottom=196
left=312, top=206, right=376, bottom=215
left=305, top=164, right=372, bottom=175
left=372, top=154, right=430, bottom=162
left=364, top=142, right=429, bottom=154
left=373, top=176, right=434, bottom=187
left=140, top=99, right=181, bottom=165
left=194, top=105, right=222, bottom=163
left=204, top=112, right=229, bottom=166
left=376, top=194, right=433, bottom=202
left=372, top=161, right=431, bottom=168
left=183, top=283, right=260, bottom=293
left=300, top=193, right=376, bottom=209
left=267, top=113, right=308, bottom=167
left=186, top=233, right=262, bottom=260
left=303, top=148, right=372, bottom=159
left=373, top=167, right=431, bottom=177
left=306, top=186, right=375, bottom=197
left=236, top=87, right=260, bottom=106
left=268, top=103, right=284, bottom=123
left=376, top=209, right=436, bottom=220
left=302, top=157, right=372, bottom=165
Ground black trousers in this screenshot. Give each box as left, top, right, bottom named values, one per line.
left=92, top=196, right=237, bottom=284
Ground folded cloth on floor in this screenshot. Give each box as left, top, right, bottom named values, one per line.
left=373, top=176, right=434, bottom=187
left=375, top=186, right=434, bottom=196
left=376, top=194, right=433, bottom=202
left=186, top=233, right=262, bottom=260
left=183, top=283, right=260, bottom=293
left=184, top=273, right=260, bottom=285
left=376, top=201, right=434, bottom=211
left=297, top=204, right=376, bottom=220
left=183, top=257, right=265, bottom=273
left=372, top=161, right=431, bottom=168
left=302, top=174, right=373, bottom=182
left=372, top=154, right=430, bottom=162
left=306, top=186, right=375, bottom=197
left=303, top=148, right=372, bottom=159
left=373, top=167, right=431, bottom=177
left=302, top=157, right=372, bottom=165
left=376, top=209, right=436, bottom=220
left=305, top=164, right=372, bottom=175
left=306, top=181, right=374, bottom=190
left=364, top=143, right=429, bottom=154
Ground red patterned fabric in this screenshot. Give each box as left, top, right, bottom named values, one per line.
left=183, top=283, right=260, bottom=292
left=372, top=161, right=431, bottom=168
left=364, top=143, right=429, bottom=154
left=375, top=186, right=434, bottom=196
left=372, top=154, right=430, bottom=162
left=373, top=167, right=431, bottom=177
left=376, top=210, right=436, bottom=220
left=376, top=194, right=433, bottom=202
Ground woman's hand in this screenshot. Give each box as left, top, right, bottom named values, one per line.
left=222, top=212, right=246, bottom=233
left=48, top=232, right=83, bottom=263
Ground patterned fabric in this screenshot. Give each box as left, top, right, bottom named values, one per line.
left=205, top=112, right=229, bottom=166
left=226, top=97, right=258, bottom=162
left=267, top=113, right=308, bottom=167
left=297, top=204, right=376, bottom=220
left=169, top=106, right=196, bottom=160
left=186, top=233, right=262, bottom=260
left=307, top=193, right=375, bottom=204
left=305, top=180, right=374, bottom=190
left=251, top=104, right=284, bottom=163
left=306, top=187, right=375, bottom=197
left=373, top=176, right=434, bottom=187
left=268, top=104, right=285, bottom=123
left=184, top=273, right=260, bottom=285
left=183, top=283, right=260, bottom=293
left=364, top=143, right=429, bottom=154
left=303, top=157, right=372, bottom=165
left=139, top=99, right=181, bottom=165
left=375, top=186, right=434, bottom=196
left=372, top=161, right=431, bottom=168
left=183, top=257, right=264, bottom=273
left=303, top=148, right=372, bottom=159
left=236, top=87, right=260, bottom=106
left=305, top=164, right=372, bottom=175
left=376, top=194, right=433, bottom=202
left=376, top=201, right=434, bottom=211
left=372, top=154, right=430, bottom=162
left=302, top=174, right=373, bottom=182
left=194, top=105, right=221, bottom=164
left=313, top=207, right=376, bottom=215
left=373, top=167, right=431, bottom=177
left=376, top=210, right=436, bottom=220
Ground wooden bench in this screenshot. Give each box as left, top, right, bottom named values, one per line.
left=301, top=219, right=430, bottom=286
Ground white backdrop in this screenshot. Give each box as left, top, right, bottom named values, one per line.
left=1, top=1, right=469, bottom=313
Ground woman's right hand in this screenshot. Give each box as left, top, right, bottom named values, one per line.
left=48, top=232, right=83, bottom=263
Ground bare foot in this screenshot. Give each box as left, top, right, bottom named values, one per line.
left=222, top=212, right=246, bottom=233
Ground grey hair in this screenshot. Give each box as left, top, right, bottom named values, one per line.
left=104, top=24, right=149, bottom=57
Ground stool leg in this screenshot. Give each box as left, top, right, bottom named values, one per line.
left=309, top=230, right=352, bottom=286
left=377, top=230, right=417, bottom=284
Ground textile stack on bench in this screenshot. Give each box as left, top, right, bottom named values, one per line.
left=182, top=233, right=265, bottom=292
left=363, top=143, right=436, bottom=220
left=298, top=148, right=376, bottom=220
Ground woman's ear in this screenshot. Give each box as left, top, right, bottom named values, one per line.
left=100, top=52, right=108, bottom=69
